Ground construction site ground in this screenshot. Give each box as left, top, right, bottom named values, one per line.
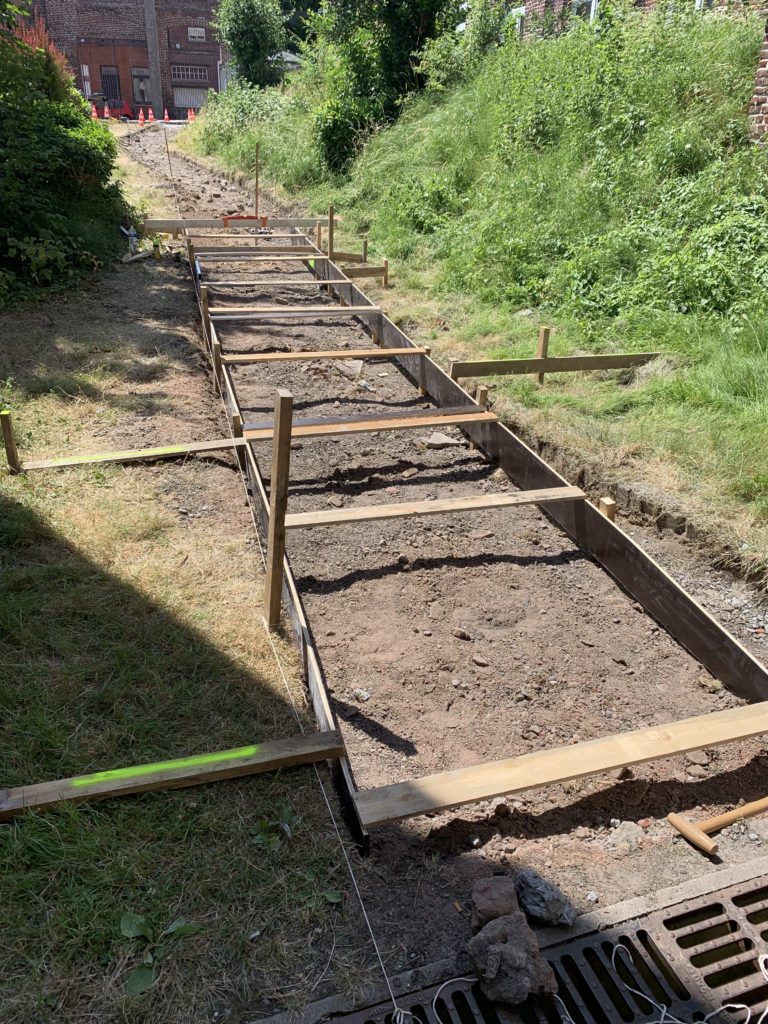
left=2, top=122, right=768, bottom=1023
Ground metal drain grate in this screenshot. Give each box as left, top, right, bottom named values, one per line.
left=521, top=876, right=768, bottom=1024
left=329, top=978, right=506, bottom=1024
left=331, top=877, right=768, bottom=1024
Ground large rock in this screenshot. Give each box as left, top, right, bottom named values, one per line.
left=471, top=876, right=520, bottom=932
left=515, top=869, right=576, bottom=927
left=467, top=913, right=557, bottom=1005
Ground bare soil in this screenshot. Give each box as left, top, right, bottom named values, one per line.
left=123, top=127, right=768, bottom=983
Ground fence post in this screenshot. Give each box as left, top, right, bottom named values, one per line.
left=254, top=142, right=260, bottom=219
left=264, top=389, right=294, bottom=631
left=537, top=326, right=551, bottom=384
left=1, top=410, right=21, bottom=474
left=328, top=204, right=335, bottom=261
left=419, top=347, right=431, bottom=397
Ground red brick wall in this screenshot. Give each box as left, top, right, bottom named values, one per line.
left=37, top=0, right=222, bottom=114
left=749, top=23, right=768, bottom=137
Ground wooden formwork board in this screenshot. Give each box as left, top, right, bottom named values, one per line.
left=355, top=704, right=768, bottom=826
left=284, top=486, right=584, bottom=529
left=144, top=218, right=331, bottom=231
left=222, top=347, right=426, bottom=365
left=449, top=352, right=661, bottom=379
left=0, top=731, right=344, bottom=820
left=194, top=233, right=768, bottom=838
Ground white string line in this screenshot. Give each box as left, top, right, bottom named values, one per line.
left=229, top=431, right=412, bottom=1018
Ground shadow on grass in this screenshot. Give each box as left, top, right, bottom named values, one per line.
left=0, top=490, right=298, bottom=790
left=0, top=490, right=359, bottom=1023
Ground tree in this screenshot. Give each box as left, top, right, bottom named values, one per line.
left=215, top=0, right=287, bottom=87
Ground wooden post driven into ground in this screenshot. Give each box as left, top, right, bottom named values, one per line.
left=200, top=285, right=211, bottom=346
left=537, top=326, right=551, bottom=384
left=1, top=410, right=21, bottom=473
left=264, top=389, right=294, bottom=630
left=254, top=143, right=260, bottom=219
left=328, top=204, right=334, bottom=261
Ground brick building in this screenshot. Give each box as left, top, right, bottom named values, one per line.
left=35, top=0, right=229, bottom=118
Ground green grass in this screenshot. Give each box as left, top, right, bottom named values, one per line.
left=182, top=7, right=768, bottom=570
left=0, top=239, right=372, bottom=1020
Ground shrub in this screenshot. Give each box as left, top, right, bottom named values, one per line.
left=0, top=3, right=130, bottom=306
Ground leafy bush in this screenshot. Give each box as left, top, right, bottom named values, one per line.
left=0, top=2, right=130, bottom=306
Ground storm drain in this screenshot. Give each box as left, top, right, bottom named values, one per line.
left=332, top=877, right=768, bottom=1024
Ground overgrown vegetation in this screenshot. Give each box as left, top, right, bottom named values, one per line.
left=0, top=1, right=130, bottom=307
left=184, top=5, right=768, bottom=559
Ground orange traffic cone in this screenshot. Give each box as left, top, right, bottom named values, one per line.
left=148, top=108, right=155, bottom=123
left=91, top=103, right=98, bottom=120
left=163, top=108, right=169, bottom=123
left=189, top=107, right=196, bottom=122
left=103, top=102, right=110, bottom=119
left=138, top=107, right=145, bottom=125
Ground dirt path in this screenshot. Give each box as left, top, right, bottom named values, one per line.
left=124, top=127, right=768, bottom=983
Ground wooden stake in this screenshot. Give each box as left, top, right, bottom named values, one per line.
left=327, top=204, right=335, bottom=261
left=362, top=238, right=368, bottom=264
left=254, top=142, right=260, bottom=218
left=598, top=496, right=617, bottom=521
left=476, top=385, right=489, bottom=408
left=315, top=221, right=323, bottom=252
left=264, top=389, right=294, bottom=631
left=212, top=338, right=223, bottom=395
left=200, top=285, right=211, bottom=347
left=232, top=410, right=243, bottom=437
left=1, top=410, right=21, bottom=474
left=383, top=258, right=389, bottom=289
left=537, top=326, right=551, bottom=384
left=419, top=346, right=431, bottom=397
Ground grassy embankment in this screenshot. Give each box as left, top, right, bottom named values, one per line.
left=181, top=9, right=768, bottom=575
left=0, top=134, right=368, bottom=1022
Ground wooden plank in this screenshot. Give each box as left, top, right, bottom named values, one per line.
left=264, top=390, right=294, bottom=630
left=244, top=409, right=496, bottom=442
left=197, top=246, right=317, bottom=257
left=209, top=279, right=350, bottom=288
left=202, top=256, right=331, bottom=266
left=210, top=305, right=380, bottom=319
left=144, top=218, right=329, bottom=231
left=187, top=233, right=309, bottom=240
left=355, top=703, right=768, bottom=827
left=333, top=251, right=366, bottom=263
left=23, top=437, right=248, bottom=470
left=223, top=347, right=425, bottom=365
left=0, top=731, right=344, bottom=820
left=1, top=410, right=21, bottom=474
left=285, top=486, right=584, bottom=530
left=345, top=265, right=388, bottom=279
left=449, top=353, right=660, bottom=379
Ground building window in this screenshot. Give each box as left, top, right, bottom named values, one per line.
left=100, top=65, right=121, bottom=101
left=132, top=67, right=150, bottom=104
left=81, top=64, right=91, bottom=98
left=694, top=0, right=714, bottom=9
left=572, top=0, right=598, bottom=19
left=171, top=65, right=209, bottom=81
left=188, top=26, right=206, bottom=41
